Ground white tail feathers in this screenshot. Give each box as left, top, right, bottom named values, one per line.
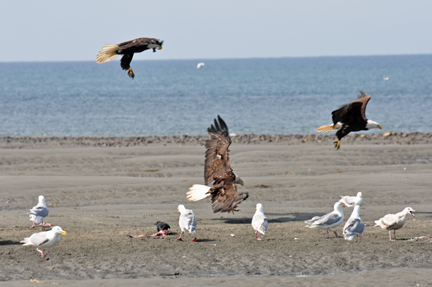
left=28, top=214, right=41, bottom=223
left=96, top=44, right=119, bottom=64
left=187, top=184, right=211, bottom=202
left=20, top=237, right=32, bottom=246
left=316, top=124, right=337, bottom=132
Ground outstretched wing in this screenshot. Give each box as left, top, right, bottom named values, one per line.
left=118, top=38, right=162, bottom=53
left=332, top=92, right=370, bottom=125
left=354, top=91, right=371, bottom=121
left=204, top=115, right=235, bottom=185
left=210, top=178, right=248, bottom=213
left=331, top=101, right=363, bottom=124
left=118, top=38, right=152, bottom=50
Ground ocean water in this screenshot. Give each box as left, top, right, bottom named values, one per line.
left=1, top=55, right=431, bottom=136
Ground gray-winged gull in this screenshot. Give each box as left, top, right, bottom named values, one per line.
left=305, top=202, right=345, bottom=238
left=28, top=195, right=52, bottom=230
left=374, top=207, right=415, bottom=241
left=339, top=192, right=363, bottom=207
left=21, top=226, right=66, bottom=259
left=252, top=203, right=268, bottom=241
left=343, top=205, right=365, bottom=244
left=177, top=204, right=197, bottom=242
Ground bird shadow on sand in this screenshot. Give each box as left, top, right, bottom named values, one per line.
left=0, top=240, right=22, bottom=246
left=195, top=239, right=216, bottom=243
left=212, top=213, right=325, bottom=224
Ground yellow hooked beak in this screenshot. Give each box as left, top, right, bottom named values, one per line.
left=61, top=230, right=67, bottom=236
left=241, top=182, right=244, bottom=186
left=159, top=46, right=162, bottom=50
left=378, top=125, right=382, bottom=129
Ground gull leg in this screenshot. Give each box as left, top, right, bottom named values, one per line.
left=329, top=229, right=338, bottom=237
left=326, top=229, right=330, bottom=239
left=192, top=236, right=197, bottom=242
left=36, top=248, right=44, bottom=259
left=231, top=208, right=239, bottom=214
left=255, top=231, right=258, bottom=238
left=127, top=68, right=135, bottom=79
left=46, top=249, right=50, bottom=260
left=257, top=234, right=264, bottom=241
left=30, top=222, right=36, bottom=229
left=389, top=230, right=395, bottom=241
left=177, top=231, right=183, bottom=241
left=334, top=140, right=341, bottom=150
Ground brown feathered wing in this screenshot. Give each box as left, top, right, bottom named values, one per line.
left=331, top=91, right=370, bottom=125
left=204, top=115, right=248, bottom=213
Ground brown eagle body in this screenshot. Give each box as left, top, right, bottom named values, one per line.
left=316, top=91, right=382, bottom=149
left=96, top=37, right=163, bottom=79
left=187, top=115, right=248, bottom=213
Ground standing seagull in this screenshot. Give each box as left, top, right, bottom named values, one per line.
left=252, top=203, right=268, bottom=241
left=21, top=226, right=66, bottom=260
left=96, top=37, right=163, bottom=79
left=187, top=115, right=248, bottom=214
left=374, top=207, right=415, bottom=241
left=28, top=195, right=52, bottom=230
left=177, top=205, right=197, bottom=242
left=339, top=192, right=363, bottom=207
left=305, top=202, right=345, bottom=238
left=343, top=205, right=365, bottom=244
left=316, top=91, right=382, bottom=150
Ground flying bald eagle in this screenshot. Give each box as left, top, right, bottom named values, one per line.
left=316, top=91, right=382, bottom=150
left=96, top=37, right=163, bottom=79
left=187, top=115, right=248, bottom=214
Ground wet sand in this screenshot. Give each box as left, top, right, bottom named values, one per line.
left=1, top=135, right=432, bottom=286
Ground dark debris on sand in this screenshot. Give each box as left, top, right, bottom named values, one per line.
left=1, top=132, right=431, bottom=149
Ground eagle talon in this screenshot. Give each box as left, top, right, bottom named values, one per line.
left=334, top=140, right=341, bottom=150
left=127, top=68, right=135, bottom=79
left=231, top=208, right=240, bottom=214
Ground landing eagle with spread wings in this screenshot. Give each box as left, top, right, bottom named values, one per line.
left=187, top=115, right=248, bottom=213
left=316, top=91, right=382, bottom=150
left=96, top=37, right=163, bottom=79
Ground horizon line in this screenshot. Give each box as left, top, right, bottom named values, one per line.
left=1, top=53, right=431, bottom=64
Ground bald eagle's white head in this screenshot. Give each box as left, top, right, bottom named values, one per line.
left=366, top=120, right=382, bottom=130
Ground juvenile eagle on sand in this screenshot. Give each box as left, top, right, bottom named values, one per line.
left=96, top=37, right=163, bottom=79
left=187, top=115, right=248, bottom=213
left=316, top=91, right=382, bottom=150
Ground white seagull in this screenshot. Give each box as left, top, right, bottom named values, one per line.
left=21, top=226, right=66, bottom=260
left=343, top=205, right=365, bottom=244
left=177, top=204, right=197, bottom=242
left=252, top=203, right=268, bottom=241
left=305, top=202, right=345, bottom=238
left=28, top=195, right=52, bottom=230
left=197, top=62, right=205, bottom=69
left=374, top=207, right=415, bottom=241
left=339, top=192, right=363, bottom=207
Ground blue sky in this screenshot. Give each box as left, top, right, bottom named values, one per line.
left=1, top=1, right=431, bottom=62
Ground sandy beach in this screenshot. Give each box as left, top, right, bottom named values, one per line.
left=1, top=134, right=432, bottom=286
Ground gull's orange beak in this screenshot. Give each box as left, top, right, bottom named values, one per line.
left=378, top=125, right=382, bottom=129
left=61, top=230, right=66, bottom=236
